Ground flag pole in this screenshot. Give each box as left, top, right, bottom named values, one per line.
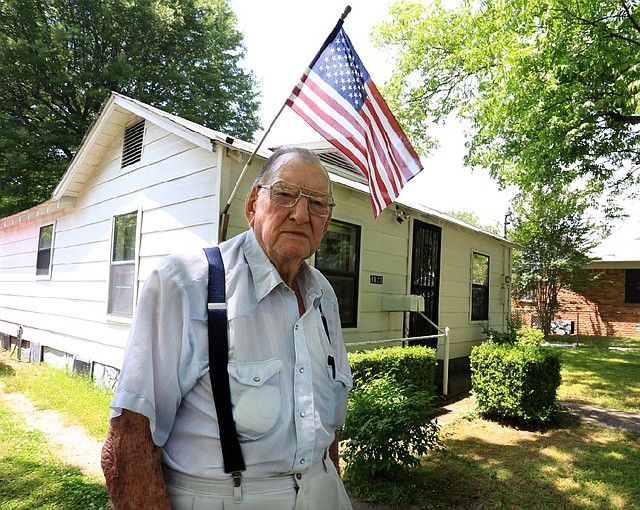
left=218, top=102, right=286, bottom=243
left=218, top=5, right=352, bottom=243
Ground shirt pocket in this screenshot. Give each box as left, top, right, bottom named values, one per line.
left=326, top=365, right=353, bottom=428
left=228, top=358, right=284, bottom=441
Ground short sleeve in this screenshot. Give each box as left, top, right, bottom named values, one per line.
left=109, top=253, right=208, bottom=446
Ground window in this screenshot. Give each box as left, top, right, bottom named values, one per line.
left=36, top=224, right=54, bottom=276
left=625, top=269, right=640, bottom=304
left=471, top=252, right=490, bottom=321
left=315, top=220, right=360, bottom=327
left=108, top=212, right=138, bottom=316
left=121, top=119, right=145, bottom=168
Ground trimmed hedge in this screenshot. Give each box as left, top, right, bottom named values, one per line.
left=470, top=342, right=562, bottom=423
left=348, top=345, right=437, bottom=395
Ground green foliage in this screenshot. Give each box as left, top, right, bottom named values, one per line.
left=0, top=0, right=261, bottom=217
left=510, top=186, right=608, bottom=335
left=470, top=343, right=562, bottom=423
left=481, top=324, right=516, bottom=345
left=515, top=327, right=545, bottom=346
left=348, top=345, right=436, bottom=395
left=480, top=314, right=523, bottom=344
left=376, top=0, right=640, bottom=204
left=482, top=322, right=543, bottom=346
left=446, top=209, right=501, bottom=234
left=343, top=347, right=441, bottom=504
left=342, top=375, right=442, bottom=482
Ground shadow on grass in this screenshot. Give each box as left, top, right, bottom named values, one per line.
left=0, top=362, right=16, bottom=378
left=0, top=457, right=109, bottom=510
left=346, top=409, right=640, bottom=510
left=411, top=425, right=638, bottom=510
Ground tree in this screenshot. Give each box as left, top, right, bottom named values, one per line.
left=0, top=0, right=261, bottom=217
left=375, top=0, right=640, bottom=200
left=446, top=209, right=501, bottom=234
left=508, top=185, right=609, bottom=335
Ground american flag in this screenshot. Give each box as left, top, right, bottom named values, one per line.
left=286, top=23, right=423, bottom=217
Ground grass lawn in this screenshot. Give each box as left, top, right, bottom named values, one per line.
left=417, top=415, right=640, bottom=510
left=1, top=341, right=640, bottom=509
left=0, top=402, right=110, bottom=509
left=557, top=347, right=640, bottom=413
left=0, top=352, right=112, bottom=440
left=347, top=339, right=640, bottom=509
left=412, top=340, right=640, bottom=510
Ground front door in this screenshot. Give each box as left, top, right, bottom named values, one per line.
left=408, top=220, right=442, bottom=347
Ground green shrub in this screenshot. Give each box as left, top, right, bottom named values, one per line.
left=516, top=327, right=545, bottom=346
left=343, top=346, right=441, bottom=504
left=481, top=314, right=524, bottom=345
left=342, top=375, right=442, bottom=482
left=470, top=343, right=562, bottom=423
left=481, top=324, right=516, bottom=344
left=348, top=345, right=436, bottom=395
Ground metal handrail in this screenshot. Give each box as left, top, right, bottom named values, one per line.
left=348, top=312, right=452, bottom=396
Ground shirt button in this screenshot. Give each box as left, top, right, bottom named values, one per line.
left=295, top=473, right=302, bottom=480
left=253, top=376, right=261, bottom=382
left=300, top=412, right=306, bottom=418
left=300, top=458, right=305, bottom=465
left=299, top=367, right=304, bottom=373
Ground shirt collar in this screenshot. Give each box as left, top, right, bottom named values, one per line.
left=242, top=229, right=323, bottom=306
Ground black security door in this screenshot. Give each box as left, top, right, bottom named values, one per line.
left=408, top=220, right=441, bottom=347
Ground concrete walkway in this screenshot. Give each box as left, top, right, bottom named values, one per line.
left=436, top=394, right=640, bottom=433
left=561, top=402, right=640, bottom=432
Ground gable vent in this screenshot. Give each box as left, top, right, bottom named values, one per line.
left=121, top=119, right=145, bottom=168
left=316, top=150, right=363, bottom=179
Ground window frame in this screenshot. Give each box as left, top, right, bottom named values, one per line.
left=471, top=251, right=490, bottom=322
left=35, top=223, right=55, bottom=279
left=314, top=219, right=361, bottom=328
left=107, top=210, right=141, bottom=318
left=624, top=269, right=640, bottom=304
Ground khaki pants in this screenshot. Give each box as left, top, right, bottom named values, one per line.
left=163, top=460, right=353, bottom=510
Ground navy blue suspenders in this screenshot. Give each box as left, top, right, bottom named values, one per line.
left=203, top=247, right=245, bottom=482
left=203, top=245, right=333, bottom=489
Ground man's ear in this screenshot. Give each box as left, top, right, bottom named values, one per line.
left=245, top=186, right=259, bottom=226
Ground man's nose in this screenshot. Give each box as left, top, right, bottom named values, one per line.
left=289, top=196, right=311, bottom=222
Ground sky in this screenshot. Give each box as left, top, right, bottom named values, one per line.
left=228, top=0, right=515, bottom=227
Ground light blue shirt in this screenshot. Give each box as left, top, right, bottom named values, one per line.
left=110, top=229, right=352, bottom=479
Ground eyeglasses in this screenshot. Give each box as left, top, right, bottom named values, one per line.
left=258, top=181, right=335, bottom=217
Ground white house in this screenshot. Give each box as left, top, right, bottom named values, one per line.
left=0, top=92, right=517, bottom=395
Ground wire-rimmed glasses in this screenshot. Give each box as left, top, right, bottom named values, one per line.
left=258, top=181, right=335, bottom=217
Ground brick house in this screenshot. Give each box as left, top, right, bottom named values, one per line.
left=514, top=235, right=640, bottom=338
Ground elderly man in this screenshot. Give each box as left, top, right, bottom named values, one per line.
left=101, top=147, right=353, bottom=509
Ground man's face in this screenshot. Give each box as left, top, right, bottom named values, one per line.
left=246, top=154, right=332, bottom=275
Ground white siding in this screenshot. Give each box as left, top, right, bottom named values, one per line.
left=0, top=101, right=514, bottom=380
left=0, top=119, right=222, bottom=369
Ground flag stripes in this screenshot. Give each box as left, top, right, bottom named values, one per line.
left=286, top=25, right=423, bottom=217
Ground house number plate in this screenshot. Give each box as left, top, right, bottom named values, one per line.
left=370, top=275, right=384, bottom=285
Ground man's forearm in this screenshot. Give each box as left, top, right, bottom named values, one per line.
left=101, top=410, right=171, bottom=510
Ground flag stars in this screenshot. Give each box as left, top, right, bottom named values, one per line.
left=312, top=32, right=368, bottom=109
